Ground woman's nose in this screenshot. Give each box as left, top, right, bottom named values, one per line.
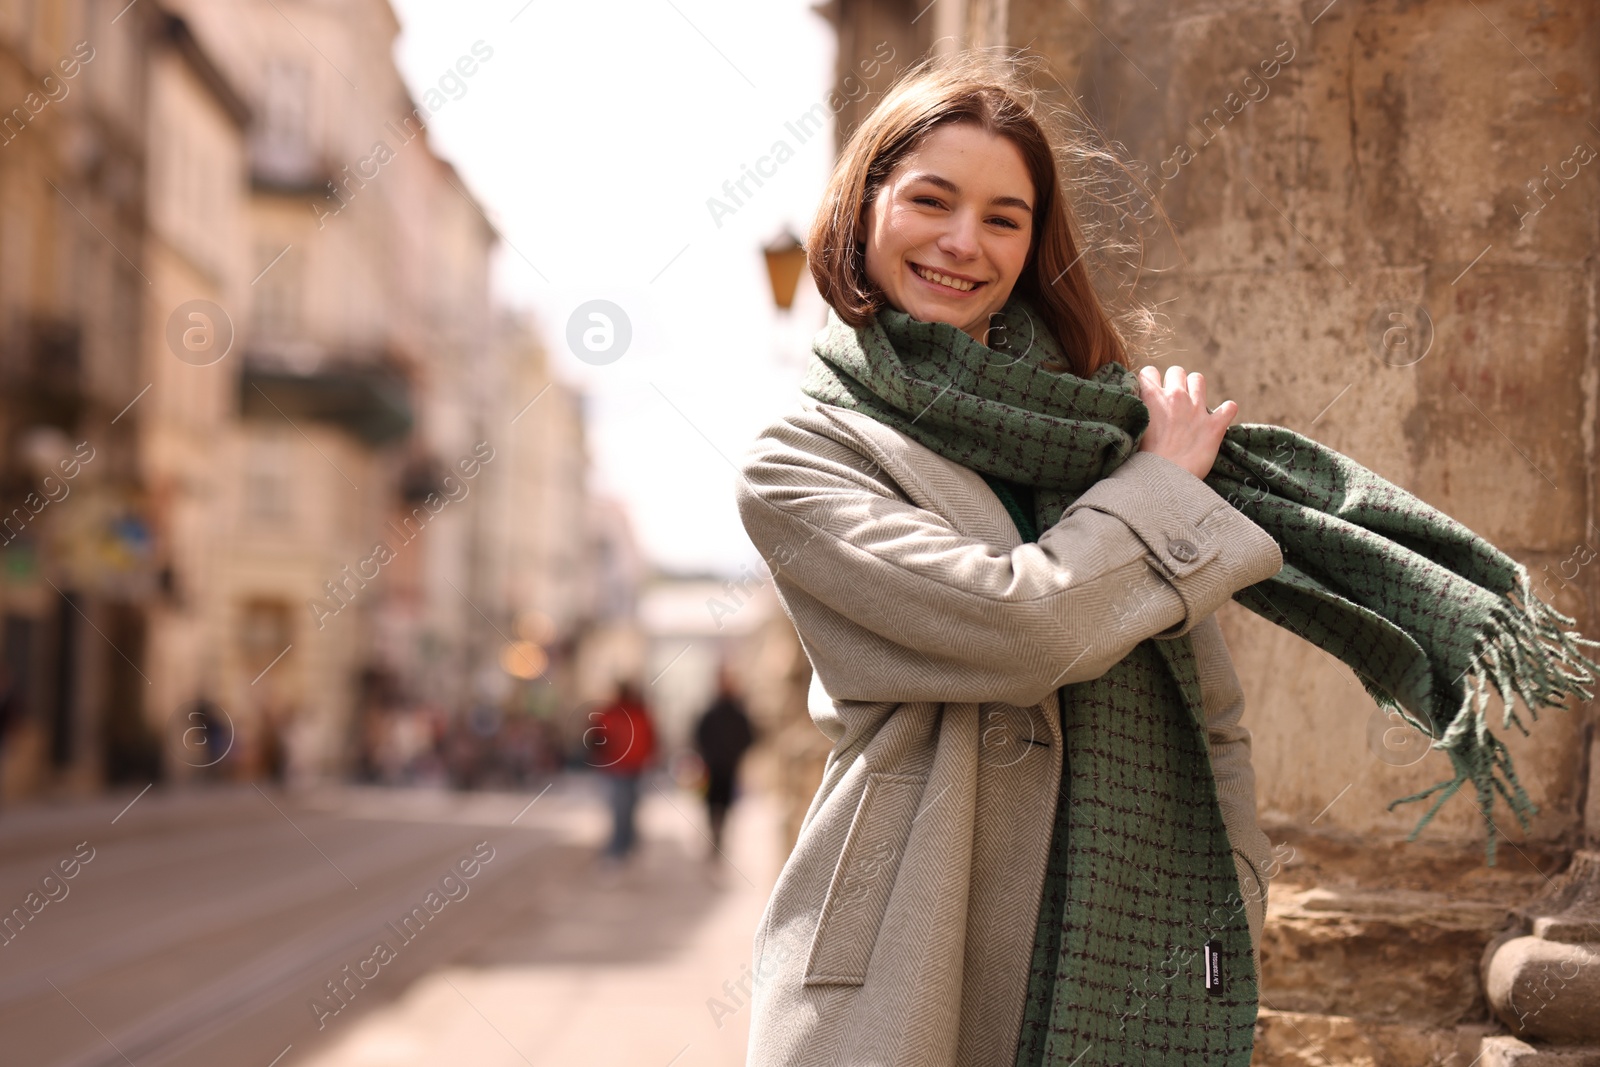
left=935, top=210, right=981, bottom=260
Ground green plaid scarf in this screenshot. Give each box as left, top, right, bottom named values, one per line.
left=798, top=295, right=1600, bottom=1066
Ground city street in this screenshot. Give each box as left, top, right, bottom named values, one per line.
left=0, top=777, right=779, bottom=1067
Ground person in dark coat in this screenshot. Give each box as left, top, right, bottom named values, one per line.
left=692, top=667, right=756, bottom=858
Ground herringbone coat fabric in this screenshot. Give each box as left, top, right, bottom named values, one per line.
left=735, top=398, right=1284, bottom=1067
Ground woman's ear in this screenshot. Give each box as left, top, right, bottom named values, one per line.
left=855, top=196, right=873, bottom=247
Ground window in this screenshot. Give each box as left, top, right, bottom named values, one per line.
left=261, top=60, right=309, bottom=157
left=238, top=599, right=292, bottom=676
left=251, top=241, right=300, bottom=340
left=244, top=434, right=293, bottom=526
left=255, top=59, right=314, bottom=184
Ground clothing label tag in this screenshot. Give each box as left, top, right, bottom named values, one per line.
left=1203, top=939, right=1224, bottom=995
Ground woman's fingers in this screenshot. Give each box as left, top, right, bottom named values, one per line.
left=1135, top=364, right=1234, bottom=479
left=1139, top=364, right=1233, bottom=422
left=1148, top=366, right=1213, bottom=407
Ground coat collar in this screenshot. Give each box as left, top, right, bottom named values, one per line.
left=799, top=397, right=1025, bottom=552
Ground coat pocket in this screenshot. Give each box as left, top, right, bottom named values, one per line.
left=803, top=772, right=926, bottom=986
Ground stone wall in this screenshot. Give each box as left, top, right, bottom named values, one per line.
left=997, top=0, right=1598, bottom=852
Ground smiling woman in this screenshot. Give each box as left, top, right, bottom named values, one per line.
left=739, top=52, right=1282, bottom=1067
left=805, top=53, right=1157, bottom=383
left=739, top=46, right=1600, bottom=1067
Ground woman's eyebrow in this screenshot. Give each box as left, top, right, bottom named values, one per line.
left=906, top=172, right=1033, bottom=213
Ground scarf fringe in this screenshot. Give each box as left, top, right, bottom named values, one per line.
left=1383, top=567, right=1600, bottom=864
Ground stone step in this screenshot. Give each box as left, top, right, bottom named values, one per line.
left=1254, top=1012, right=1600, bottom=1066
left=1261, top=883, right=1514, bottom=1026
left=1476, top=1036, right=1600, bottom=1066
left=1248, top=832, right=1592, bottom=1064
left=1251, top=1010, right=1493, bottom=1067
left=1253, top=826, right=1558, bottom=1030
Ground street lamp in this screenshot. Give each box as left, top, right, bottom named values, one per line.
left=762, top=230, right=807, bottom=312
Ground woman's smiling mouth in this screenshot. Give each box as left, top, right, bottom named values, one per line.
left=909, top=261, right=984, bottom=294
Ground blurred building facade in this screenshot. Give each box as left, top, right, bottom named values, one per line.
left=0, top=0, right=160, bottom=796
left=0, top=0, right=614, bottom=802
left=141, top=11, right=249, bottom=787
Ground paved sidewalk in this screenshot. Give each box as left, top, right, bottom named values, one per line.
left=299, top=776, right=782, bottom=1067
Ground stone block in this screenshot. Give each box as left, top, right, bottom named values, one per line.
left=1484, top=937, right=1600, bottom=1042
left=1478, top=1036, right=1600, bottom=1067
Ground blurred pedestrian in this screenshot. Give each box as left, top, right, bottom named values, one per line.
left=260, top=703, right=289, bottom=784
left=187, top=694, right=227, bottom=781
left=587, top=680, right=656, bottom=861
left=0, top=663, right=17, bottom=810
left=692, top=668, right=755, bottom=859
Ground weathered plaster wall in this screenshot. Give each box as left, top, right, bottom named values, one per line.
left=1003, top=0, right=1600, bottom=848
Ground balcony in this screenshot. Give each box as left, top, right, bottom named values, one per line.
left=239, top=355, right=412, bottom=445
left=249, top=137, right=334, bottom=196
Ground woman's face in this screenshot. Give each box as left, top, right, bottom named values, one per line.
left=860, top=122, right=1035, bottom=346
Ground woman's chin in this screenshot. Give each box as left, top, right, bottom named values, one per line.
left=904, top=303, right=969, bottom=331
left=928, top=312, right=989, bottom=341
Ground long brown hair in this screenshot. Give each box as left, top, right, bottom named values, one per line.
left=807, top=50, right=1168, bottom=378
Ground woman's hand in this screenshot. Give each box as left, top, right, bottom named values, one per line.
left=1134, top=364, right=1237, bottom=480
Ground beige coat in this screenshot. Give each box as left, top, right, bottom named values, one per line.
left=734, top=397, right=1287, bottom=1067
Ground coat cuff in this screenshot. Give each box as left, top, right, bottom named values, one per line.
left=1059, top=451, right=1283, bottom=638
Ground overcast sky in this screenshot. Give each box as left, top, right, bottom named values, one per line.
left=387, top=0, right=838, bottom=577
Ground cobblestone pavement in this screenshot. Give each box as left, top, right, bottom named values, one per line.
left=299, top=778, right=780, bottom=1067
left=0, top=775, right=778, bottom=1067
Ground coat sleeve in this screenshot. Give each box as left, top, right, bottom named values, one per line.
left=735, top=408, right=1285, bottom=708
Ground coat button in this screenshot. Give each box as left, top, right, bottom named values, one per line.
left=1168, top=537, right=1198, bottom=563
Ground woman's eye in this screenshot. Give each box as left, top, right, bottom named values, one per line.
left=912, top=196, right=944, bottom=208
left=989, top=216, right=1020, bottom=229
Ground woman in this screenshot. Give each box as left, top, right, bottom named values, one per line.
left=736, top=54, right=1279, bottom=1066
left=734, top=52, right=1598, bottom=1067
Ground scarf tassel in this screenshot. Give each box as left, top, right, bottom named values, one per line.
left=1383, top=568, right=1600, bottom=865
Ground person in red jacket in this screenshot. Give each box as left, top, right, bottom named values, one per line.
left=586, top=679, right=657, bottom=860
